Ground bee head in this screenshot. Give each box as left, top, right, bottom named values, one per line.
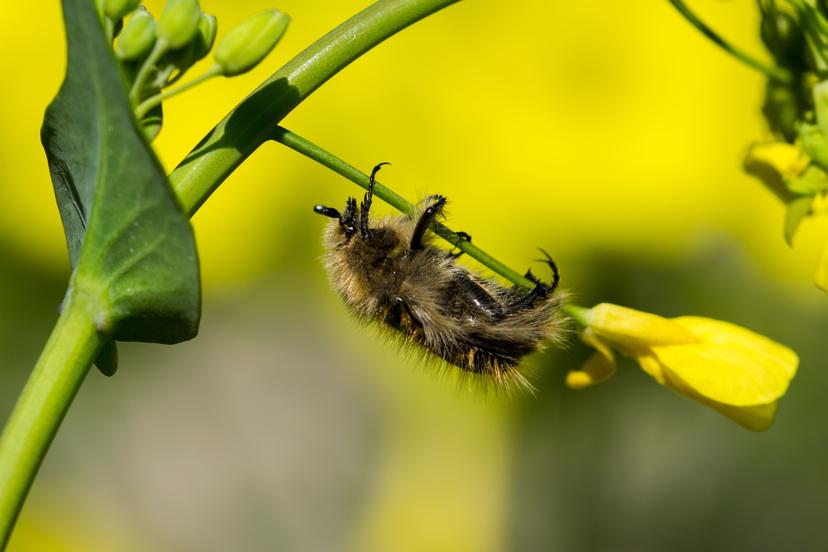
left=314, top=197, right=359, bottom=240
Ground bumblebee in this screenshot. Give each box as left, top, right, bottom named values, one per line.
left=314, top=164, right=566, bottom=390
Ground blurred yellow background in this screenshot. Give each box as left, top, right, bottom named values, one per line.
left=1, top=1, right=827, bottom=551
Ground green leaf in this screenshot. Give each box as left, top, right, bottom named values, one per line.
left=784, top=195, right=812, bottom=246
left=786, top=165, right=828, bottom=194
left=797, top=123, right=828, bottom=170
left=95, top=340, right=119, bottom=377
left=42, top=0, right=201, bottom=346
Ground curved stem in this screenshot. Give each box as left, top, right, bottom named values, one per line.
left=129, top=38, right=168, bottom=105
left=668, top=0, right=792, bottom=83
left=270, top=126, right=536, bottom=289
left=169, top=0, right=460, bottom=216
left=0, top=289, right=104, bottom=548
left=134, top=64, right=222, bottom=120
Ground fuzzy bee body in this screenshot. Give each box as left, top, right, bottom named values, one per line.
left=315, top=165, right=566, bottom=390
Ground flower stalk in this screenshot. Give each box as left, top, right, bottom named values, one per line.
left=169, top=0, right=461, bottom=216
left=668, top=0, right=792, bottom=83
left=0, top=287, right=105, bottom=548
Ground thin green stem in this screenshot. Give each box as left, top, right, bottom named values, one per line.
left=104, top=17, right=114, bottom=44
left=270, top=126, right=535, bottom=289
left=561, top=304, right=590, bottom=328
left=169, top=0, right=460, bottom=216
left=129, top=38, right=168, bottom=105
left=668, top=0, right=792, bottom=83
left=0, top=288, right=104, bottom=548
left=134, top=64, right=222, bottom=120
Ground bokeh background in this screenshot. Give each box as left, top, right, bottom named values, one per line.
left=2, top=1, right=827, bottom=550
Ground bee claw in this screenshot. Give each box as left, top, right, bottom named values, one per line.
left=527, top=248, right=559, bottom=293
left=448, top=231, right=472, bottom=258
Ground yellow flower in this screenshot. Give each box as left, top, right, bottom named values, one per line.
left=566, top=304, right=799, bottom=431
left=743, top=141, right=810, bottom=200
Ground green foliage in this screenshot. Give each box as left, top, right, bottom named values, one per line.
left=116, top=9, right=156, bottom=61
left=41, top=0, right=201, bottom=345
left=215, top=10, right=290, bottom=76
left=157, top=0, right=202, bottom=49
left=103, top=0, right=140, bottom=21
left=784, top=195, right=813, bottom=245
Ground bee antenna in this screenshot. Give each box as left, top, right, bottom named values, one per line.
left=313, top=205, right=341, bottom=219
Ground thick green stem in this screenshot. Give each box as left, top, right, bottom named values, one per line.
left=0, top=289, right=104, bottom=548
left=169, top=0, right=460, bottom=216
left=271, top=126, right=536, bottom=288
left=0, top=3, right=460, bottom=545
left=668, top=0, right=792, bottom=83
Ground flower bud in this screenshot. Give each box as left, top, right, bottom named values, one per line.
left=192, top=13, right=217, bottom=62
left=762, top=81, right=803, bottom=142
left=760, top=10, right=805, bottom=67
left=158, top=0, right=202, bottom=50
left=214, top=10, right=290, bottom=77
left=103, top=0, right=140, bottom=21
left=116, top=9, right=157, bottom=61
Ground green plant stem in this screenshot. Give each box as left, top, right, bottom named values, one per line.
left=270, top=126, right=536, bottom=289
left=134, top=64, right=222, bottom=120
left=561, top=304, right=590, bottom=327
left=0, top=289, right=104, bottom=549
left=169, top=0, right=460, bottom=216
left=129, top=38, right=168, bottom=105
left=668, top=0, right=792, bottom=83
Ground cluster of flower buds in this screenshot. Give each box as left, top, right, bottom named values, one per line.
left=743, top=1, right=828, bottom=290
left=96, top=0, right=290, bottom=141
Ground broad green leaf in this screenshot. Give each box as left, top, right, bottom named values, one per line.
left=784, top=195, right=812, bottom=246
left=42, top=0, right=200, bottom=347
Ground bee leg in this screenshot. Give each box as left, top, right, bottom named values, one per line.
left=456, top=274, right=503, bottom=319
left=385, top=296, right=423, bottom=331
left=360, top=162, right=390, bottom=238
left=523, top=268, right=540, bottom=285
left=504, top=250, right=560, bottom=312
left=536, top=248, right=560, bottom=294
left=447, top=231, right=472, bottom=258
left=504, top=282, right=549, bottom=313
left=411, top=195, right=447, bottom=250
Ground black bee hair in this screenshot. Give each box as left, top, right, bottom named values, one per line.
left=313, top=163, right=567, bottom=392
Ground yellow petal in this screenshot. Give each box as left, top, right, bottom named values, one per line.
left=660, top=365, right=780, bottom=430
left=635, top=353, right=667, bottom=385
left=674, top=316, right=798, bottom=380
left=567, top=350, right=616, bottom=389
left=588, top=303, right=698, bottom=349
left=704, top=401, right=779, bottom=432
left=640, top=355, right=782, bottom=430
left=651, top=318, right=797, bottom=406
left=579, top=327, right=614, bottom=361
left=816, top=242, right=828, bottom=292
left=744, top=141, right=810, bottom=198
